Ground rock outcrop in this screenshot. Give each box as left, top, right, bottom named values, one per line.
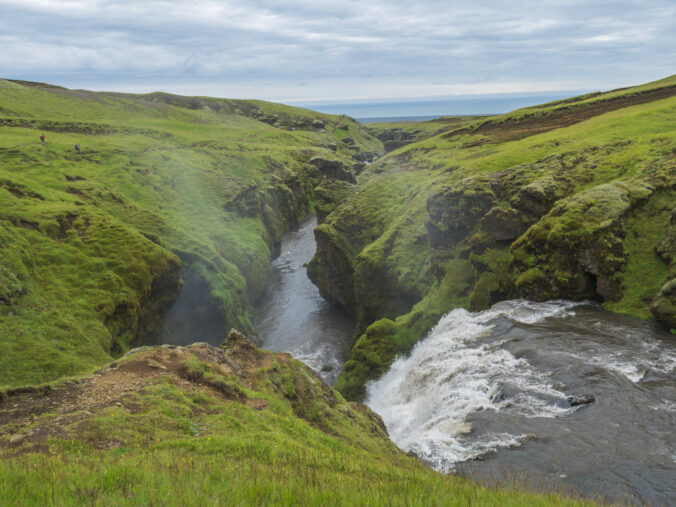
left=310, top=78, right=676, bottom=400
left=308, top=157, right=357, bottom=183
left=512, top=182, right=653, bottom=303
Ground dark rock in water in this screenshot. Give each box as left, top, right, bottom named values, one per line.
left=321, top=365, right=334, bottom=372
left=490, top=390, right=506, bottom=403
left=568, top=394, right=595, bottom=406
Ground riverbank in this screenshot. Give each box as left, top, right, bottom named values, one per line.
left=308, top=75, right=676, bottom=401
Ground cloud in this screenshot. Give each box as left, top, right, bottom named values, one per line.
left=0, top=0, right=673, bottom=100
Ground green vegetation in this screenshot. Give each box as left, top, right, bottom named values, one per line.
left=0, top=78, right=382, bottom=388
left=365, top=115, right=482, bottom=152
left=0, top=75, right=672, bottom=504
left=308, top=75, right=676, bottom=399
left=0, top=334, right=593, bottom=505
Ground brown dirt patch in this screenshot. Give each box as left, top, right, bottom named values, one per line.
left=443, top=85, right=676, bottom=144
left=0, top=333, right=288, bottom=451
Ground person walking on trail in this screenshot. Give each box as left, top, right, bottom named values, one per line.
left=75, top=144, right=80, bottom=153
left=39, top=134, right=45, bottom=144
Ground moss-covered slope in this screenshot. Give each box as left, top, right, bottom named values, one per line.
left=307, top=75, right=676, bottom=400
left=0, top=330, right=592, bottom=506
left=366, top=115, right=482, bottom=152
left=0, top=79, right=383, bottom=388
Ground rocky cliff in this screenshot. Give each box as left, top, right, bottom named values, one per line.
left=308, top=76, right=676, bottom=399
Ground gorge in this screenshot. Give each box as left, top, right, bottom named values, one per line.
left=1, top=76, right=674, bottom=505
left=254, top=215, right=676, bottom=505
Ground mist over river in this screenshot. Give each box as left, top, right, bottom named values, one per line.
left=253, top=217, right=676, bottom=505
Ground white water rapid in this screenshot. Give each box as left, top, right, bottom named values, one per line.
left=365, top=300, right=676, bottom=504
left=365, top=300, right=580, bottom=471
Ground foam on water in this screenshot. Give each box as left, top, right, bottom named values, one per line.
left=365, top=300, right=580, bottom=471
left=557, top=321, right=676, bottom=383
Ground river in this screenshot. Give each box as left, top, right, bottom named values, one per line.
left=253, top=215, right=354, bottom=384
left=253, top=216, right=676, bottom=505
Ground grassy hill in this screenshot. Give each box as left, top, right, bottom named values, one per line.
left=306, top=76, right=676, bottom=399
left=364, top=115, right=483, bottom=152
left=0, top=79, right=381, bottom=388
left=0, top=331, right=594, bottom=506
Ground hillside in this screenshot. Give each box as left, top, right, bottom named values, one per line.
left=0, top=76, right=672, bottom=504
left=0, top=329, right=593, bottom=505
left=306, top=76, right=676, bottom=399
left=0, top=79, right=382, bottom=388
left=365, top=115, right=483, bottom=152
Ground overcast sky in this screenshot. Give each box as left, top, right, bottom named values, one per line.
left=0, top=0, right=674, bottom=103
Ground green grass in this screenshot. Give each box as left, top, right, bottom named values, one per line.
left=0, top=345, right=595, bottom=506
left=366, top=115, right=483, bottom=146
left=0, top=78, right=383, bottom=388
left=0, top=449, right=593, bottom=506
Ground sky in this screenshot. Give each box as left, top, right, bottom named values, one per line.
left=0, top=0, right=674, bottom=106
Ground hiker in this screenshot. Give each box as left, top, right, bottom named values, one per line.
left=75, top=144, right=80, bottom=153
left=39, top=134, right=45, bottom=144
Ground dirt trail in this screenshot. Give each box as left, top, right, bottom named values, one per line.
left=332, top=114, right=347, bottom=134
left=443, top=84, right=676, bottom=144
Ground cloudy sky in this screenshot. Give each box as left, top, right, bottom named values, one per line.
left=0, top=0, right=674, bottom=104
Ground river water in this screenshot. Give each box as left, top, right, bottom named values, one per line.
left=253, top=215, right=354, bottom=384
left=253, top=217, right=676, bottom=505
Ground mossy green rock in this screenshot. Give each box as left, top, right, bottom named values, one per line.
left=426, top=177, right=495, bottom=250
left=313, top=178, right=355, bottom=224
left=512, top=181, right=653, bottom=302
left=311, top=76, right=676, bottom=399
